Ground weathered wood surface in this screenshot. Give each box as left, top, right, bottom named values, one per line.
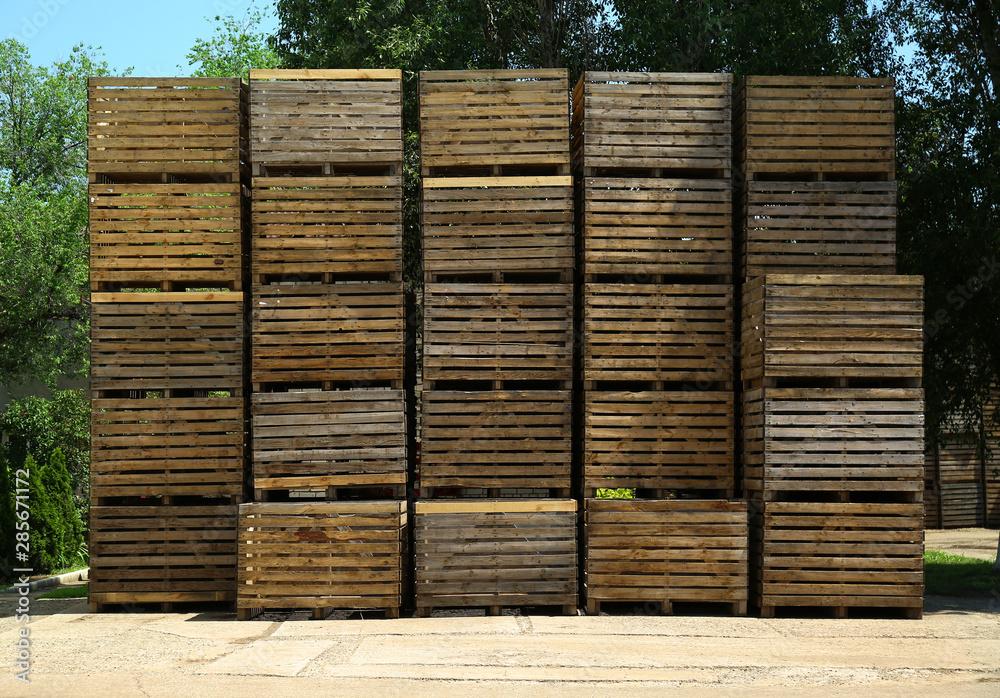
left=584, top=391, right=734, bottom=492
left=89, top=504, right=237, bottom=604
left=90, top=292, right=244, bottom=393
left=420, top=390, right=571, bottom=489
left=584, top=498, right=747, bottom=613
left=735, top=76, right=895, bottom=179
left=91, top=396, right=245, bottom=500
left=252, top=282, right=404, bottom=385
left=739, top=180, right=897, bottom=278
left=419, top=70, right=570, bottom=175
left=573, top=72, right=732, bottom=174
left=414, top=499, right=577, bottom=610
left=580, top=178, right=732, bottom=277
left=925, top=439, right=986, bottom=528
left=584, top=283, right=733, bottom=384
left=237, top=501, right=406, bottom=615
left=252, top=176, right=402, bottom=277
left=742, top=387, right=924, bottom=498
left=250, top=73, right=402, bottom=166
left=751, top=500, right=923, bottom=611
left=422, top=177, right=573, bottom=277
left=89, top=182, right=245, bottom=290
left=741, top=275, right=923, bottom=384
left=88, top=77, right=248, bottom=180
left=423, top=283, right=573, bottom=383
left=251, top=388, right=406, bottom=492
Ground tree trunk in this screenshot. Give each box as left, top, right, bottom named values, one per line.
left=971, top=0, right=1000, bottom=99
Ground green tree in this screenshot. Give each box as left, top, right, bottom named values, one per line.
left=0, top=390, right=90, bottom=514
left=185, top=2, right=283, bottom=80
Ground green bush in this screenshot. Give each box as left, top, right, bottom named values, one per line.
left=0, top=389, right=89, bottom=521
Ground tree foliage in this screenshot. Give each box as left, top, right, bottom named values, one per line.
left=185, top=2, right=283, bottom=80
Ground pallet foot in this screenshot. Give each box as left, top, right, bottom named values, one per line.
left=487, top=605, right=502, bottom=616
left=586, top=599, right=600, bottom=615
left=311, top=607, right=331, bottom=620
left=416, top=607, right=431, bottom=618
left=660, top=601, right=672, bottom=615
left=904, top=608, right=923, bottom=620
left=733, top=601, right=748, bottom=617
left=237, top=607, right=263, bottom=621
left=833, top=607, right=848, bottom=619
left=384, top=607, right=400, bottom=619
left=562, top=604, right=578, bottom=616
left=760, top=605, right=775, bottom=618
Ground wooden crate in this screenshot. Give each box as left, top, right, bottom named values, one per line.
left=89, top=504, right=237, bottom=609
left=88, top=77, right=247, bottom=181
left=583, top=498, right=747, bottom=614
left=414, top=500, right=577, bottom=613
left=735, top=76, right=895, bottom=180
left=252, top=175, right=402, bottom=278
left=91, top=396, right=244, bottom=500
left=252, top=282, right=403, bottom=386
left=249, top=70, right=402, bottom=171
left=90, top=292, right=244, bottom=393
left=419, top=69, right=570, bottom=176
left=584, top=391, right=734, bottom=493
left=573, top=72, right=731, bottom=175
left=422, top=176, right=573, bottom=278
left=581, top=178, right=732, bottom=277
left=251, top=388, right=406, bottom=493
left=420, top=390, right=571, bottom=490
left=423, top=283, right=573, bottom=384
left=739, top=180, right=897, bottom=278
left=237, top=501, right=407, bottom=618
left=583, top=283, right=733, bottom=385
left=752, top=501, right=923, bottom=616
left=741, top=275, right=923, bottom=384
left=742, top=387, right=924, bottom=499
left=932, top=439, right=986, bottom=527
left=89, top=182, right=245, bottom=290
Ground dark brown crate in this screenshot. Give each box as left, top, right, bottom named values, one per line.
left=573, top=72, right=732, bottom=174
left=420, top=390, right=571, bottom=489
left=252, top=175, right=402, bottom=277
left=251, top=388, right=406, bottom=492
left=584, top=283, right=733, bottom=384
left=238, top=501, right=406, bottom=616
left=414, top=500, right=577, bottom=611
left=584, top=390, right=734, bottom=492
left=584, top=498, right=747, bottom=614
left=89, top=504, right=237, bottom=606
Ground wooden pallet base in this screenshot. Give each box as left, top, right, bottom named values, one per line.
left=415, top=603, right=577, bottom=617
left=89, top=592, right=234, bottom=613
left=585, top=599, right=747, bottom=617
left=237, top=605, right=400, bottom=620
left=758, top=603, right=922, bottom=620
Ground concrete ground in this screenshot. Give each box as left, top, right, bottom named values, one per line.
left=926, top=527, right=999, bottom=562
left=0, top=528, right=996, bottom=697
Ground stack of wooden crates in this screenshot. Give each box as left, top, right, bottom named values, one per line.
left=574, top=73, right=748, bottom=615
left=237, top=70, right=408, bottom=619
left=736, top=76, right=925, bottom=617
left=414, top=70, right=578, bottom=615
left=87, top=77, right=250, bottom=610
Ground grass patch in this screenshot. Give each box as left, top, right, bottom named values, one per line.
left=925, top=549, right=1000, bottom=596
left=37, top=584, right=88, bottom=600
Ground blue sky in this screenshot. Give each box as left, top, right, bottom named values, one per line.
left=3, top=0, right=279, bottom=75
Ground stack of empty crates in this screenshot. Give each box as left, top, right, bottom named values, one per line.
left=574, top=73, right=748, bottom=615
left=414, top=70, right=578, bottom=615
left=737, top=76, right=925, bottom=617
left=87, top=77, right=250, bottom=610
left=237, top=70, right=407, bottom=619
